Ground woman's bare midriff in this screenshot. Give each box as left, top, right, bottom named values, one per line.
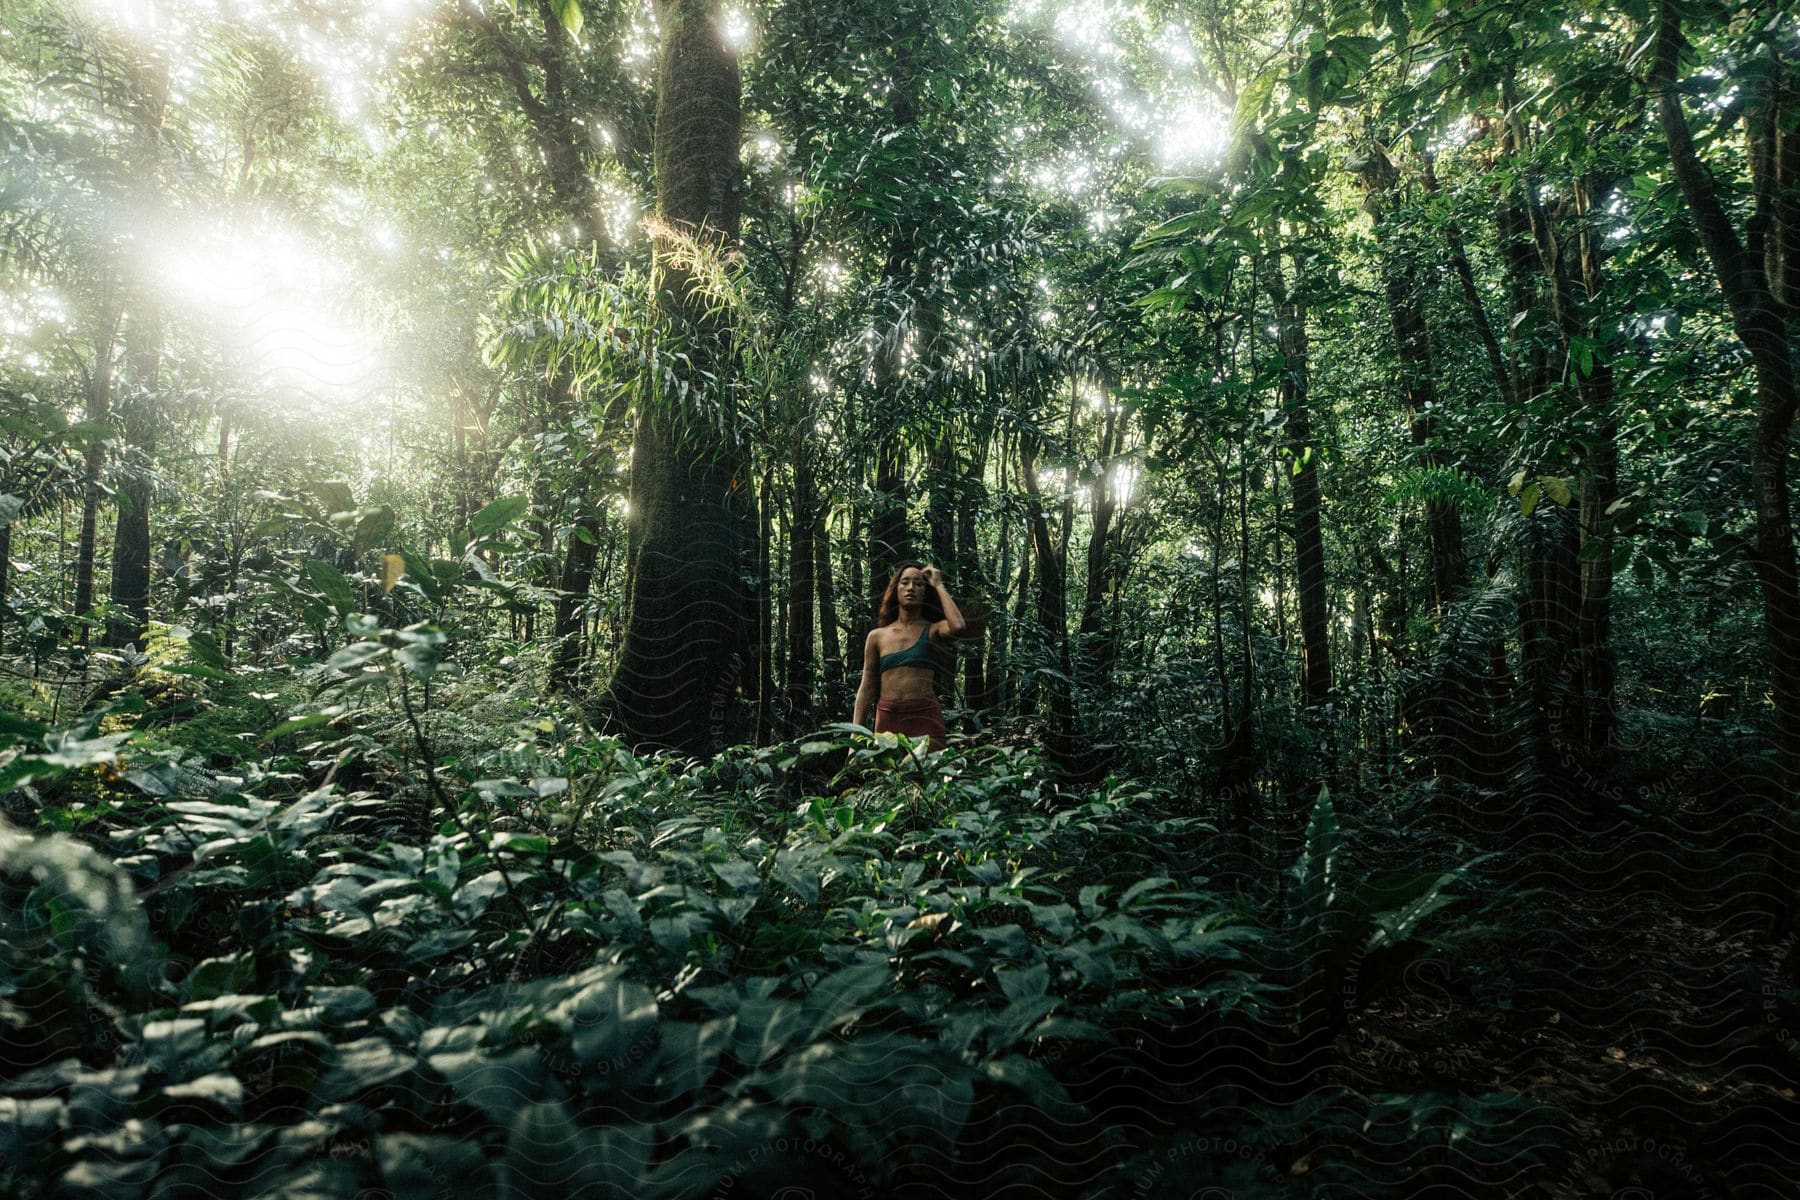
left=879, top=663, right=936, bottom=701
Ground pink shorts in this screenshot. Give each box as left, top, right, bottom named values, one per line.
left=874, top=697, right=947, bottom=749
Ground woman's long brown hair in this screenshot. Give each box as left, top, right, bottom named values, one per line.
left=876, top=561, right=945, bottom=628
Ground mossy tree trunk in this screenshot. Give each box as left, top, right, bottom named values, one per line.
left=604, top=0, right=750, bottom=754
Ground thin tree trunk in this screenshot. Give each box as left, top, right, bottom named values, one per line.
left=1076, top=380, right=1122, bottom=696
left=550, top=392, right=628, bottom=691
left=756, top=461, right=775, bottom=743
left=928, top=427, right=956, bottom=577
left=787, top=451, right=816, bottom=733
left=814, top=500, right=840, bottom=714
left=107, top=308, right=158, bottom=648
left=1009, top=497, right=1034, bottom=718
left=844, top=504, right=863, bottom=680
left=1494, top=106, right=1574, bottom=773
left=1523, top=173, right=1620, bottom=762
left=1425, top=153, right=1515, bottom=406
left=0, top=523, right=11, bottom=654
left=868, top=437, right=909, bottom=618
left=992, top=486, right=1015, bottom=715
left=1275, top=259, right=1330, bottom=706
left=1359, top=147, right=1468, bottom=609
left=551, top=512, right=601, bottom=689
left=74, top=292, right=121, bottom=637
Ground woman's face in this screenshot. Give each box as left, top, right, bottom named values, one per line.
left=897, top=568, right=929, bottom=607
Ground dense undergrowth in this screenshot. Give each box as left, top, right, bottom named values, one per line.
left=2, top=611, right=1796, bottom=1198
left=0, top=625, right=1511, bottom=1199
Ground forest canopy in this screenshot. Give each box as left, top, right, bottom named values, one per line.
left=2, top=0, right=1799, bottom=1196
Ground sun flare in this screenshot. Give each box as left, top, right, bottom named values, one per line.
left=153, top=223, right=386, bottom=402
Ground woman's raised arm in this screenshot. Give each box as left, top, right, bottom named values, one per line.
left=926, top=566, right=966, bottom=638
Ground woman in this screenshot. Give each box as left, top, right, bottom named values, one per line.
left=852, top=561, right=966, bottom=751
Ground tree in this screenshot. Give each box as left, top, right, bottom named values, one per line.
left=603, top=0, right=750, bottom=753
left=1651, top=0, right=1800, bottom=912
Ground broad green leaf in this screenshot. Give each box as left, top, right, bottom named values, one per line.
left=551, top=0, right=583, bottom=39
left=310, top=480, right=356, bottom=515
left=1519, top=481, right=1541, bottom=517
left=469, top=495, right=528, bottom=539
left=304, top=559, right=357, bottom=615
left=353, top=505, right=396, bottom=551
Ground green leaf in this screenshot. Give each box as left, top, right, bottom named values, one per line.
left=765, top=1035, right=973, bottom=1150
left=799, top=963, right=891, bottom=1041
left=0, top=755, right=66, bottom=792
left=0, top=494, right=22, bottom=527
left=40, top=729, right=130, bottom=767
left=1568, top=335, right=1596, bottom=377
left=352, top=505, right=396, bottom=552
left=1294, top=785, right=1339, bottom=918
left=1327, top=34, right=1380, bottom=81
left=186, top=629, right=227, bottom=669
left=1366, top=856, right=1492, bottom=952
left=379, top=1134, right=496, bottom=1200
left=304, top=559, right=357, bottom=615
left=310, top=480, right=356, bottom=515
left=327, top=642, right=389, bottom=671
left=552, top=969, right=661, bottom=1084
left=501, top=1102, right=647, bottom=1200
left=551, top=0, right=583, bottom=38
left=1118, top=876, right=1174, bottom=910
left=1519, top=481, right=1541, bottom=517
left=469, top=495, right=528, bottom=539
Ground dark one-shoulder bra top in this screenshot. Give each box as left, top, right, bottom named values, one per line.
left=878, top=625, right=939, bottom=673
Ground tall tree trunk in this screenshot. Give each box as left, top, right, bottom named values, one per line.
left=107, top=49, right=167, bottom=649
left=867, top=430, right=910, bottom=616
left=604, top=0, right=748, bottom=754
left=927, top=427, right=956, bottom=577
left=814, top=501, right=840, bottom=714
left=1225, top=440, right=1258, bottom=853
left=844, top=504, right=863, bottom=680
left=1019, top=433, right=1073, bottom=760
left=1494, top=107, right=1576, bottom=774
left=755, top=461, right=775, bottom=743
left=107, top=310, right=158, bottom=648
left=1275, top=259, right=1331, bottom=706
left=864, top=58, right=921, bottom=622
left=1359, top=147, right=1468, bottom=609
left=551, top=511, right=602, bottom=689
left=550, top=392, right=628, bottom=691
left=1424, top=153, right=1515, bottom=407
left=1008, top=504, right=1033, bottom=717
left=1653, top=1, right=1800, bottom=907
left=786, top=451, right=817, bottom=732
left=990, top=488, right=1014, bottom=715
left=1077, top=382, right=1122, bottom=695
left=961, top=413, right=996, bottom=713
left=0, top=523, right=11, bottom=654
left=74, top=292, right=121, bottom=637
left=1521, top=165, right=1621, bottom=765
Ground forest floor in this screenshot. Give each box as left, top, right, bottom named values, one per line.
left=8, top=682, right=1800, bottom=1199
left=1335, top=814, right=1800, bottom=1199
